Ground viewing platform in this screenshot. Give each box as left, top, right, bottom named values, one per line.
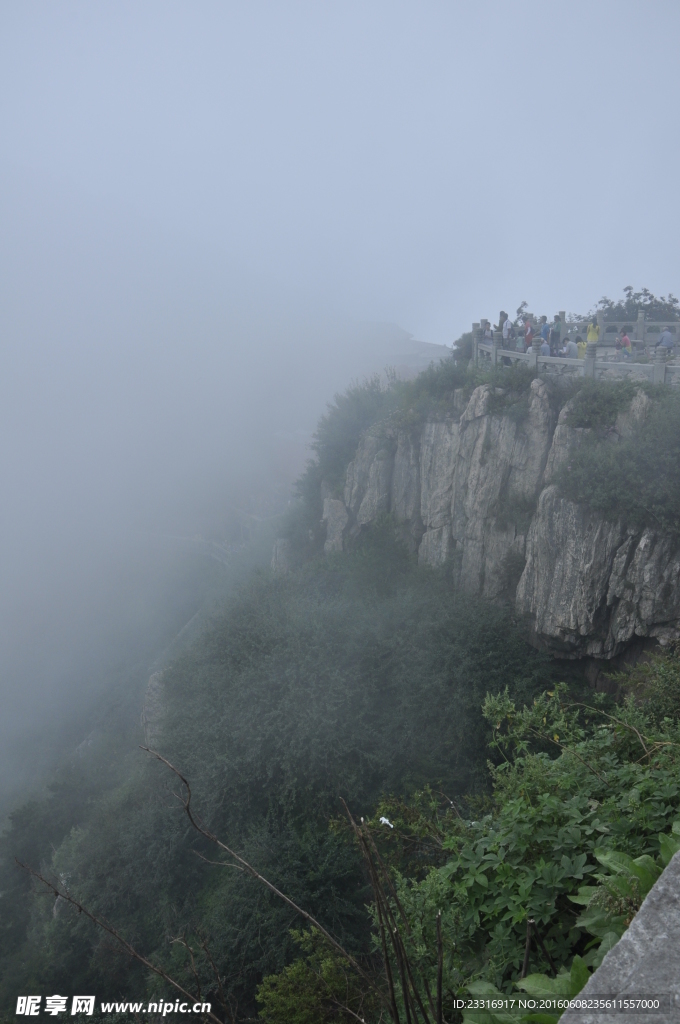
left=473, top=310, right=680, bottom=386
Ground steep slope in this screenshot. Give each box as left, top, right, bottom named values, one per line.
left=317, top=380, right=680, bottom=660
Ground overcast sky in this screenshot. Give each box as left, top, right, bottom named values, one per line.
left=3, top=1, right=679, bottom=342
left=1, top=1, right=679, bottom=804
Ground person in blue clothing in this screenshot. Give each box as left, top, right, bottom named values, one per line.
left=658, top=327, right=676, bottom=351
left=549, top=314, right=562, bottom=355
left=539, top=315, right=550, bottom=343
left=540, top=337, right=551, bottom=356
left=563, top=337, right=579, bottom=359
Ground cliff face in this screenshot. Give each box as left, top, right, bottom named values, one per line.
left=321, top=381, right=680, bottom=661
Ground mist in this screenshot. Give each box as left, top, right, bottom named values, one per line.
left=2, top=1, right=680, bottom=806
left=0, top=172, right=426, bottom=807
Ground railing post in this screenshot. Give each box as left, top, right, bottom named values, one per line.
left=653, top=344, right=667, bottom=385
left=492, top=332, right=500, bottom=366
left=636, top=310, right=645, bottom=342
left=584, top=342, right=597, bottom=379
left=472, top=323, right=480, bottom=366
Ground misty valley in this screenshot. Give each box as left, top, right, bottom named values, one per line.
left=4, top=7, right=680, bottom=1020
left=2, top=302, right=680, bottom=1024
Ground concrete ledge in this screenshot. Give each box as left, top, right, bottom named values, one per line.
left=561, top=850, right=680, bottom=1023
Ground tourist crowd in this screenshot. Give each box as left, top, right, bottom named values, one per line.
left=482, top=312, right=677, bottom=361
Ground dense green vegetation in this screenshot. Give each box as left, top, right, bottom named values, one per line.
left=556, top=381, right=680, bottom=535
left=258, top=649, right=680, bottom=1023
left=2, top=338, right=680, bottom=1023
left=589, top=285, right=680, bottom=322
left=0, top=522, right=563, bottom=1020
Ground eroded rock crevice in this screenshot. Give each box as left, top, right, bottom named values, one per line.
left=314, top=382, right=680, bottom=660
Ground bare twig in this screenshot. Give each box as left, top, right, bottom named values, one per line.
left=392, top=926, right=415, bottom=1024
left=328, top=996, right=371, bottom=1023
left=436, top=912, right=443, bottom=1024
left=170, top=936, right=203, bottom=1004
left=568, top=703, right=651, bottom=759
left=527, top=727, right=605, bottom=782
left=141, top=747, right=388, bottom=1013
left=531, top=923, right=556, bottom=977
left=342, top=801, right=433, bottom=1024
left=360, top=820, right=437, bottom=1023
left=373, top=878, right=402, bottom=1024
left=438, top=791, right=463, bottom=821
left=199, top=938, right=234, bottom=1024
left=15, top=861, right=224, bottom=1024
left=520, top=919, right=534, bottom=979
left=193, top=852, right=244, bottom=870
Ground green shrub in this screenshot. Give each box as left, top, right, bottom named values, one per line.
left=0, top=524, right=563, bottom=1016
left=312, top=376, right=390, bottom=496
left=453, top=330, right=474, bottom=362
left=257, top=929, right=380, bottom=1024
left=557, top=386, right=680, bottom=534
left=563, top=378, right=641, bottom=429
left=364, top=656, right=680, bottom=1016
left=589, top=286, right=680, bottom=323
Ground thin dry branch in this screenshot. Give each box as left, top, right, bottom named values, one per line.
left=141, top=747, right=389, bottom=1014
left=437, top=791, right=463, bottom=822
left=194, top=851, right=244, bottom=870
left=567, top=703, right=652, bottom=759
left=171, top=937, right=203, bottom=1005
left=199, top=937, right=234, bottom=1024
left=520, top=919, right=534, bottom=979
left=436, top=913, right=443, bottom=1024
left=15, top=861, right=223, bottom=1024
left=350, top=806, right=437, bottom=1023
left=526, top=727, right=605, bottom=782
left=342, top=801, right=434, bottom=1024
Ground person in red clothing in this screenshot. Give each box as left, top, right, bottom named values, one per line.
left=524, top=318, right=534, bottom=350
left=616, top=328, right=632, bottom=359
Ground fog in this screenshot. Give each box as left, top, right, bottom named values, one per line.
left=0, top=174, right=421, bottom=806
left=1, top=1, right=679, bottom=806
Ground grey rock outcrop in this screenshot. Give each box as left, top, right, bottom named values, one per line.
left=344, top=430, right=392, bottom=517
left=419, top=418, right=460, bottom=564
left=542, top=398, right=591, bottom=484
left=516, top=488, right=680, bottom=658
left=271, top=537, right=292, bottom=572
left=614, top=387, right=652, bottom=439
left=276, top=382, right=679, bottom=662
left=390, top=431, right=423, bottom=550
left=560, top=850, right=680, bottom=1024
left=447, top=378, right=555, bottom=597
left=323, top=498, right=349, bottom=553
left=516, top=488, right=630, bottom=657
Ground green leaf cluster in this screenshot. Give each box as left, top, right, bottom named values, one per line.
left=590, top=286, right=680, bottom=323
left=367, top=653, right=680, bottom=1021
left=256, top=928, right=380, bottom=1024
left=0, top=526, right=559, bottom=1018
left=556, top=384, right=680, bottom=535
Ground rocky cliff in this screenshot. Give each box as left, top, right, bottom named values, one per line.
left=319, top=381, right=680, bottom=661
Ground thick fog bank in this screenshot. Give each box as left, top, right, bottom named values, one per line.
left=0, top=175, right=431, bottom=810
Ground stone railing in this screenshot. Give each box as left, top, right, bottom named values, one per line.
left=474, top=315, right=678, bottom=385
left=475, top=310, right=678, bottom=352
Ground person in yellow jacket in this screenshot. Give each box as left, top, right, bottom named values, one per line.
left=575, top=336, right=587, bottom=359
left=586, top=318, right=600, bottom=344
